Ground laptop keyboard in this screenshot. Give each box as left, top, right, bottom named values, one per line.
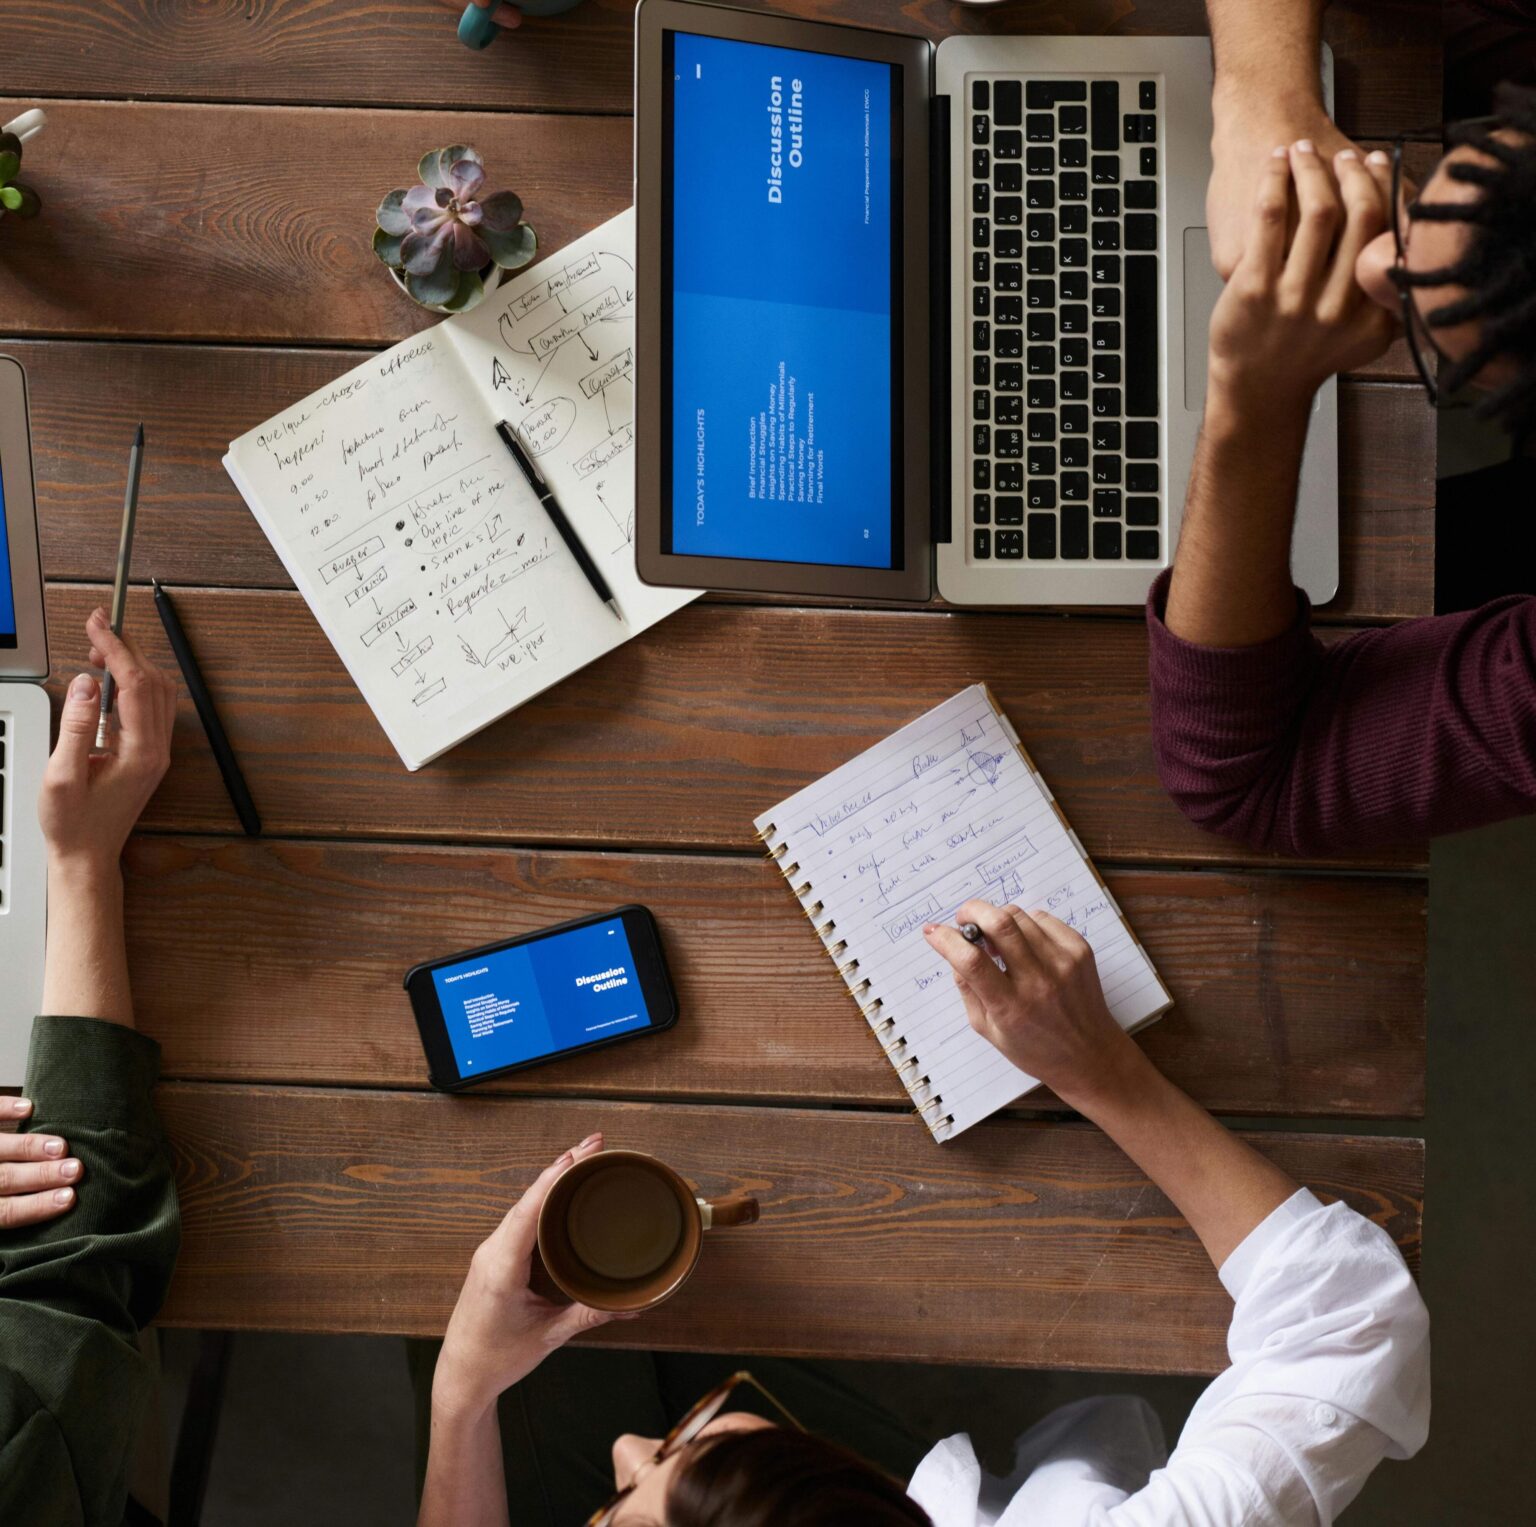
left=967, top=76, right=1161, bottom=564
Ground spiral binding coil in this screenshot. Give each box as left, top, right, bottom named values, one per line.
left=760, top=823, right=952, bottom=1142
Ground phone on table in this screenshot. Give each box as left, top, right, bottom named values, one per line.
left=404, top=905, right=679, bottom=1091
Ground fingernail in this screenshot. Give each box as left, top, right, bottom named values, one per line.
left=89, top=607, right=107, bottom=625
left=9, top=1098, right=30, bottom=1117
left=53, top=1188, right=74, bottom=1206
left=1272, top=145, right=1289, bottom=158
left=42, top=1137, right=64, bottom=1157
left=578, top=1132, right=601, bottom=1149
left=1367, top=150, right=1390, bottom=166
left=60, top=1159, right=80, bottom=1180
left=1336, top=148, right=1359, bottom=161
left=1294, top=139, right=1315, bottom=154
left=70, top=672, right=98, bottom=700
left=922, top=924, right=936, bottom=935
left=553, top=1149, right=573, bottom=1168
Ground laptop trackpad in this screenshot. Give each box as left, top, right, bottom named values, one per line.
left=1182, top=227, right=1222, bottom=412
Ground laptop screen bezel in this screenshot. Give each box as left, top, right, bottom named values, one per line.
left=0, top=355, right=49, bottom=681
left=633, top=0, right=933, bottom=601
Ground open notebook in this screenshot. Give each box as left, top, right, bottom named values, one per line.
left=754, top=685, right=1172, bottom=1141
left=224, top=209, right=696, bottom=770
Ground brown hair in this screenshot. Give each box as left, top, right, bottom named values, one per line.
left=663, top=1426, right=933, bottom=1527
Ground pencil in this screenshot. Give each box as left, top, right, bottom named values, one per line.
left=153, top=578, right=262, bottom=837
left=95, top=424, right=144, bottom=750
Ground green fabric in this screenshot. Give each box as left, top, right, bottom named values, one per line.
left=0, top=1016, right=181, bottom=1527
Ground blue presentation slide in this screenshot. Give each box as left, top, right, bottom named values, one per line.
left=432, top=917, right=653, bottom=1076
left=0, top=459, right=15, bottom=641
left=669, top=32, right=897, bottom=568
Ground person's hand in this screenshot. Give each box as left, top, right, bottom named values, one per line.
left=434, top=0, right=523, bottom=30
left=432, top=1133, right=627, bottom=1417
left=1207, top=142, right=1399, bottom=415
left=922, top=900, right=1135, bottom=1107
left=39, top=611, right=175, bottom=879
left=1207, top=89, right=1359, bottom=279
left=0, top=1098, right=81, bottom=1229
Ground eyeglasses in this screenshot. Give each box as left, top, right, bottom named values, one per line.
left=585, top=1370, right=804, bottom=1527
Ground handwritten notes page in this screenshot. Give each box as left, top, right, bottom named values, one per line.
left=224, top=209, right=695, bottom=770
left=754, top=686, right=1171, bottom=1141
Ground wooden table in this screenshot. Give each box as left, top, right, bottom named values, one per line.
left=2, top=0, right=1435, bottom=1376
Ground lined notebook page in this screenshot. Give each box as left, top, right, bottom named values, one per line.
left=754, top=685, right=1170, bottom=1140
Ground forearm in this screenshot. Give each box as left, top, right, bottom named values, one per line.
left=418, top=1392, right=510, bottom=1527
left=1062, top=1044, right=1297, bottom=1271
left=1207, top=0, right=1327, bottom=108
left=41, top=861, right=135, bottom=1030
left=1165, top=388, right=1311, bottom=648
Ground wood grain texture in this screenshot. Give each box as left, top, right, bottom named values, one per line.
left=1, top=0, right=1439, bottom=130
left=156, top=1082, right=1423, bottom=1371
left=43, top=583, right=1429, bottom=870
left=0, top=100, right=631, bottom=345
left=10, top=337, right=1434, bottom=624
left=122, top=835, right=1426, bottom=1117
left=0, top=99, right=1438, bottom=380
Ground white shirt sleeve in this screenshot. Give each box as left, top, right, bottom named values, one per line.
left=908, top=1189, right=1429, bottom=1527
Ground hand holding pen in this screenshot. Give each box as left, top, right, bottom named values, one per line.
left=94, top=424, right=144, bottom=751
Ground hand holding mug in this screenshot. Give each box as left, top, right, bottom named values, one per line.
left=433, top=1133, right=625, bottom=1417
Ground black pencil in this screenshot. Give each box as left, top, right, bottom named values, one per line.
left=153, top=579, right=262, bottom=836
left=494, top=420, right=622, bottom=622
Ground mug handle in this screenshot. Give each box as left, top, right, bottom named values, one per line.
left=697, top=1193, right=759, bottom=1229
left=3, top=109, right=46, bottom=144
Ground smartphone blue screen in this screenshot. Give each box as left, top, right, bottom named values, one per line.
left=432, top=917, right=653, bottom=1076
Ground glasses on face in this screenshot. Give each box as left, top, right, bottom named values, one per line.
left=585, top=1370, right=804, bottom=1527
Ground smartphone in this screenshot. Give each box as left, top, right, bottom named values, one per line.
left=404, top=905, right=679, bottom=1091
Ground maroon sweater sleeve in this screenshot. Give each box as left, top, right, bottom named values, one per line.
left=1145, top=570, right=1536, bottom=855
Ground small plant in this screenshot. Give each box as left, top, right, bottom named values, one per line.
left=374, top=146, right=536, bottom=312
left=0, top=131, right=41, bottom=222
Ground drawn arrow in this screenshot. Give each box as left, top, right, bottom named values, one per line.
left=415, top=668, right=427, bottom=685
left=491, top=357, right=513, bottom=392
left=394, top=630, right=407, bottom=650
left=372, top=596, right=382, bottom=615
left=580, top=331, right=598, bottom=362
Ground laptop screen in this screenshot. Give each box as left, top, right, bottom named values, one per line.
left=0, top=450, right=16, bottom=647
left=661, top=30, right=903, bottom=570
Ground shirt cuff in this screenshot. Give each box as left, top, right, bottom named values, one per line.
left=23, top=1015, right=164, bottom=1139
left=1145, top=568, right=1317, bottom=690
left=1217, top=1187, right=1324, bottom=1302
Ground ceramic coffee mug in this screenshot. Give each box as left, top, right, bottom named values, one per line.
left=537, top=1149, right=759, bottom=1312
left=458, top=0, right=586, bottom=50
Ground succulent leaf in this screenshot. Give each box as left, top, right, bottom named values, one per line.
left=401, top=222, right=454, bottom=275
left=448, top=157, right=486, bottom=201
left=439, top=269, right=485, bottom=314
left=0, top=186, right=20, bottom=212
left=376, top=189, right=411, bottom=236
left=484, top=222, right=537, bottom=271
left=417, top=148, right=451, bottom=190
left=0, top=151, right=18, bottom=185
left=372, top=227, right=406, bottom=269
left=405, top=257, right=461, bottom=307
left=477, top=191, right=524, bottom=233
left=447, top=220, right=491, bottom=273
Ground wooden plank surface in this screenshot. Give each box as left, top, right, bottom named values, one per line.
left=157, top=1083, right=1423, bottom=1373
left=10, top=337, right=1434, bottom=624
left=44, top=583, right=1428, bottom=870
left=0, top=97, right=1438, bottom=384
left=123, top=836, right=1426, bottom=1117
left=1, top=0, right=1440, bottom=129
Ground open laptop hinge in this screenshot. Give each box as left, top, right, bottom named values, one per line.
left=929, top=93, right=951, bottom=545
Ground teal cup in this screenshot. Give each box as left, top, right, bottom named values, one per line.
left=459, top=0, right=587, bottom=50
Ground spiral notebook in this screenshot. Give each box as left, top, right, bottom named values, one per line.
left=754, top=685, right=1172, bottom=1141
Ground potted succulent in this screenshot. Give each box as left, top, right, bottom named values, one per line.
left=0, top=127, right=41, bottom=223
left=374, top=146, right=536, bottom=314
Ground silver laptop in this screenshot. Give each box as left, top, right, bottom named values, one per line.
left=0, top=354, right=51, bottom=1083
left=633, top=3, right=1337, bottom=606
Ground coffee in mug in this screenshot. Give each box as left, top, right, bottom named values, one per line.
left=537, top=1149, right=758, bottom=1312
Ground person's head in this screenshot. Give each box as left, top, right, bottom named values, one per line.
left=1355, top=82, right=1536, bottom=435
left=604, top=1396, right=932, bottom=1527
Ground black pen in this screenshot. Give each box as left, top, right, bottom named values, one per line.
left=153, top=579, right=262, bottom=837
left=494, top=421, right=622, bottom=622
left=959, top=922, right=984, bottom=945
